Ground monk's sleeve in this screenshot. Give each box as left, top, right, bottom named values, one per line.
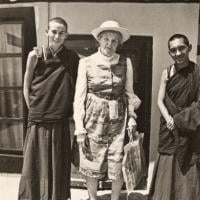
left=174, top=65, right=200, bottom=132
left=174, top=101, right=200, bottom=132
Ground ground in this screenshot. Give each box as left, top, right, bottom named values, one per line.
left=0, top=162, right=153, bottom=200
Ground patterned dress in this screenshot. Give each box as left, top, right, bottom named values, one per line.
left=74, top=49, right=141, bottom=180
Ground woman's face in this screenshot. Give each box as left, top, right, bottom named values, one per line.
left=98, top=31, right=122, bottom=57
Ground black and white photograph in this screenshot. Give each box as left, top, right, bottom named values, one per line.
left=0, top=0, right=199, bottom=200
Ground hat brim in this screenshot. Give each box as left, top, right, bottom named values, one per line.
left=91, top=27, right=130, bottom=43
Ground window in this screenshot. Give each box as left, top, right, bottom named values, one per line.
left=0, top=22, right=24, bottom=151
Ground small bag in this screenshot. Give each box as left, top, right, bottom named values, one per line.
left=71, top=136, right=80, bottom=169
left=122, top=128, right=147, bottom=194
left=71, top=135, right=93, bottom=169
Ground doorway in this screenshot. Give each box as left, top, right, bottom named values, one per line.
left=0, top=7, right=36, bottom=173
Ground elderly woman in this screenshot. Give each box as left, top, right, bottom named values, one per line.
left=73, top=20, right=141, bottom=200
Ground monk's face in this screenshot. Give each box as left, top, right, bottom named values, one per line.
left=47, top=21, right=68, bottom=51
left=168, top=38, right=191, bottom=66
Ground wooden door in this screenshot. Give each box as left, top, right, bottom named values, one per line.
left=0, top=7, right=36, bottom=173
left=65, top=35, right=152, bottom=189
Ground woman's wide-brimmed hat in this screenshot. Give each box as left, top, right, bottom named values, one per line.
left=91, top=20, right=130, bottom=43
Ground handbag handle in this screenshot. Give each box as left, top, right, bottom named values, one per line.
left=127, top=127, right=138, bottom=142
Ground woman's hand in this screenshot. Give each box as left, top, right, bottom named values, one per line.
left=166, top=115, right=174, bottom=130
left=76, top=133, right=86, bottom=148
left=128, top=117, right=137, bottom=133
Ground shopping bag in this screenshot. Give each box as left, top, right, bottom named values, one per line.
left=122, top=128, right=147, bottom=194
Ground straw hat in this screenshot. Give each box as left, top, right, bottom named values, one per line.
left=91, top=20, right=130, bottom=43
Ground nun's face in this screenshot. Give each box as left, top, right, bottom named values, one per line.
left=98, top=31, right=122, bottom=57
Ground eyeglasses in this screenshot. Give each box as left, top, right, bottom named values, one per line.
left=169, top=45, right=188, bottom=55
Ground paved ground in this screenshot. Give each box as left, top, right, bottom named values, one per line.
left=0, top=162, right=153, bottom=200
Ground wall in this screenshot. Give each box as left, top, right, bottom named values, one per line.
left=0, top=2, right=199, bottom=162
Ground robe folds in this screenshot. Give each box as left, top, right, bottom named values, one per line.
left=158, top=61, right=200, bottom=173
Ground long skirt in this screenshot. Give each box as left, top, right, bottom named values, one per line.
left=18, top=120, right=71, bottom=200
left=149, top=154, right=200, bottom=200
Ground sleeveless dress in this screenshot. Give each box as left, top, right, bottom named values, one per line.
left=74, top=50, right=141, bottom=180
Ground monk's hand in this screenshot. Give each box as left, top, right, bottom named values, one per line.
left=77, top=133, right=86, bottom=149
left=166, top=115, right=174, bottom=130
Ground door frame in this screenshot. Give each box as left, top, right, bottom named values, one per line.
left=0, top=7, right=36, bottom=173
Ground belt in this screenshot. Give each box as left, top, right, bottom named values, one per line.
left=89, top=92, right=123, bottom=100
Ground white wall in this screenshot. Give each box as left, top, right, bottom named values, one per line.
left=0, top=2, right=199, bottom=162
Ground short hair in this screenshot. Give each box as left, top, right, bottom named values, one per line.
left=168, top=34, right=190, bottom=49
left=48, top=17, right=68, bottom=31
